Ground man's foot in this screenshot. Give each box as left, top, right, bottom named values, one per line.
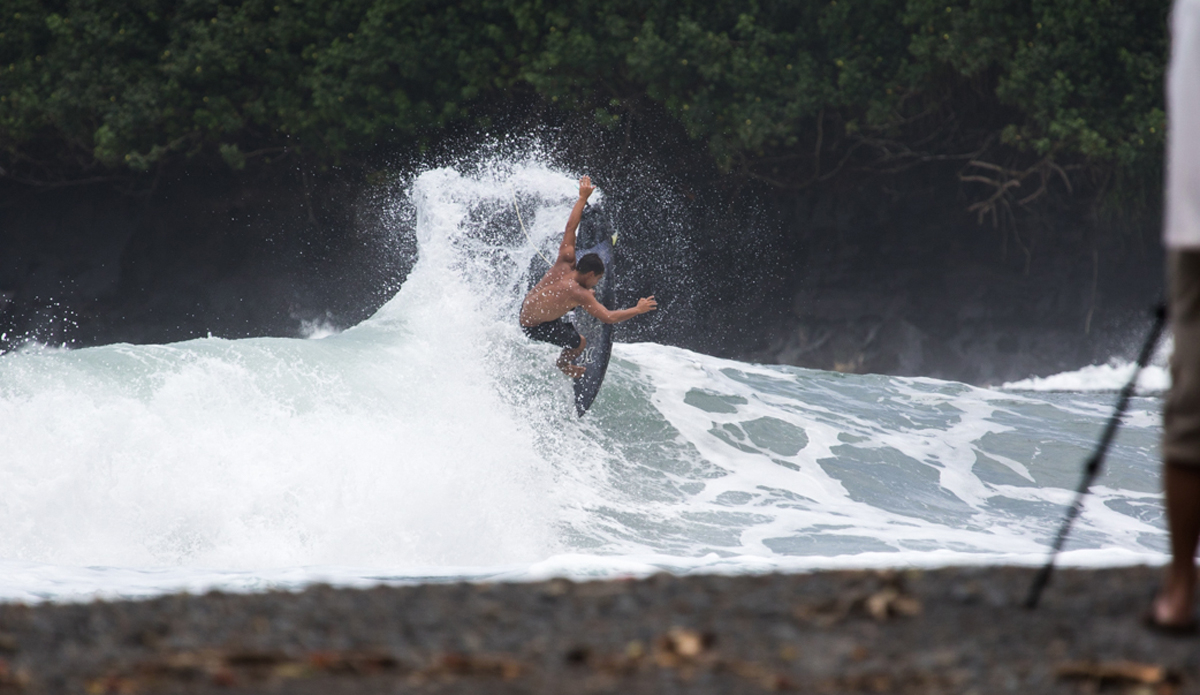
left=565, top=336, right=587, bottom=362
left=1147, top=579, right=1199, bottom=636
left=555, top=337, right=587, bottom=378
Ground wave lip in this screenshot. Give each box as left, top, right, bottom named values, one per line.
left=1002, top=361, right=1170, bottom=394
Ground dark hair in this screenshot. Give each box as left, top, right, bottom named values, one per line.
left=576, top=253, right=605, bottom=276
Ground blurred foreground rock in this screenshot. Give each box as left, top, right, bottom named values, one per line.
left=0, top=566, right=1196, bottom=693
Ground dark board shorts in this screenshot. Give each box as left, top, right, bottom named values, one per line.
left=522, top=318, right=582, bottom=350
left=1166, top=250, right=1200, bottom=467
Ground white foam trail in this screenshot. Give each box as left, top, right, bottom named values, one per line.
left=586, top=344, right=1164, bottom=565
left=0, top=545, right=1165, bottom=604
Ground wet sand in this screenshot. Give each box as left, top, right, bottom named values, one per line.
left=0, top=565, right=1196, bottom=693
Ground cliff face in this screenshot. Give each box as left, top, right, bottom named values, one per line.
left=0, top=167, right=409, bottom=349
left=0, top=148, right=1163, bottom=385
left=747, top=175, right=1164, bottom=385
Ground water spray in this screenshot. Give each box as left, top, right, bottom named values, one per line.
left=512, top=189, right=553, bottom=266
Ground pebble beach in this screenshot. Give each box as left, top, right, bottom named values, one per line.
left=0, top=565, right=1195, bottom=693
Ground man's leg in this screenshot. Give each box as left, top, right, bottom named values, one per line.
left=556, top=335, right=587, bottom=379
left=1156, top=249, right=1200, bottom=628
left=1155, top=462, right=1200, bottom=626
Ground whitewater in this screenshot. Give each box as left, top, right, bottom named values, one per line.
left=0, top=160, right=1169, bottom=603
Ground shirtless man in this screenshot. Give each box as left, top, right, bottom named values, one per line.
left=520, top=175, right=657, bottom=378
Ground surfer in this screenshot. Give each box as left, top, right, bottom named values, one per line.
left=520, top=175, right=657, bottom=378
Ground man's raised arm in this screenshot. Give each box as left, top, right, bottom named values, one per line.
left=557, top=175, right=596, bottom=264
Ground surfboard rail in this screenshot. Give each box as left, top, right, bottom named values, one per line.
left=569, top=205, right=617, bottom=415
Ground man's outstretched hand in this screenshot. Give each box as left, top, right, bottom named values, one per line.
left=637, top=296, right=658, bottom=314
left=579, top=175, right=596, bottom=200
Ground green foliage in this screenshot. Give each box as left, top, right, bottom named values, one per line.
left=0, top=0, right=1169, bottom=208
left=0, top=0, right=539, bottom=175
left=905, top=0, right=1166, bottom=166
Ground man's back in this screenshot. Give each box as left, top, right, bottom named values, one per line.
left=520, top=262, right=582, bottom=327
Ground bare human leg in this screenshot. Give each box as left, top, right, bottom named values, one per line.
left=1153, top=462, right=1200, bottom=629
left=556, top=335, right=587, bottom=379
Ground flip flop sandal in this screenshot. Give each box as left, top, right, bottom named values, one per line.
left=1143, top=590, right=1199, bottom=637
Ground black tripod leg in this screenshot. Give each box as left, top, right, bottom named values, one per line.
left=1024, top=303, right=1167, bottom=609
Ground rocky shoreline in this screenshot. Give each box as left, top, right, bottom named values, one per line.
left=0, top=565, right=1195, bottom=693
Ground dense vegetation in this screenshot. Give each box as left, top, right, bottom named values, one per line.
left=0, top=0, right=1169, bottom=212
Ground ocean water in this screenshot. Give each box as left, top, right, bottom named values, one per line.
left=0, top=161, right=1169, bottom=603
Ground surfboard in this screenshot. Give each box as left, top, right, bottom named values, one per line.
left=523, top=203, right=618, bottom=416
left=569, top=204, right=617, bottom=416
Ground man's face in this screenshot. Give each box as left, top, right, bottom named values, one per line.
left=577, top=271, right=603, bottom=290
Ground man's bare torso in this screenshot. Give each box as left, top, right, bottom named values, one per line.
left=519, top=260, right=585, bottom=327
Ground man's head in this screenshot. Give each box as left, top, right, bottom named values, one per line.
left=574, top=253, right=605, bottom=288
